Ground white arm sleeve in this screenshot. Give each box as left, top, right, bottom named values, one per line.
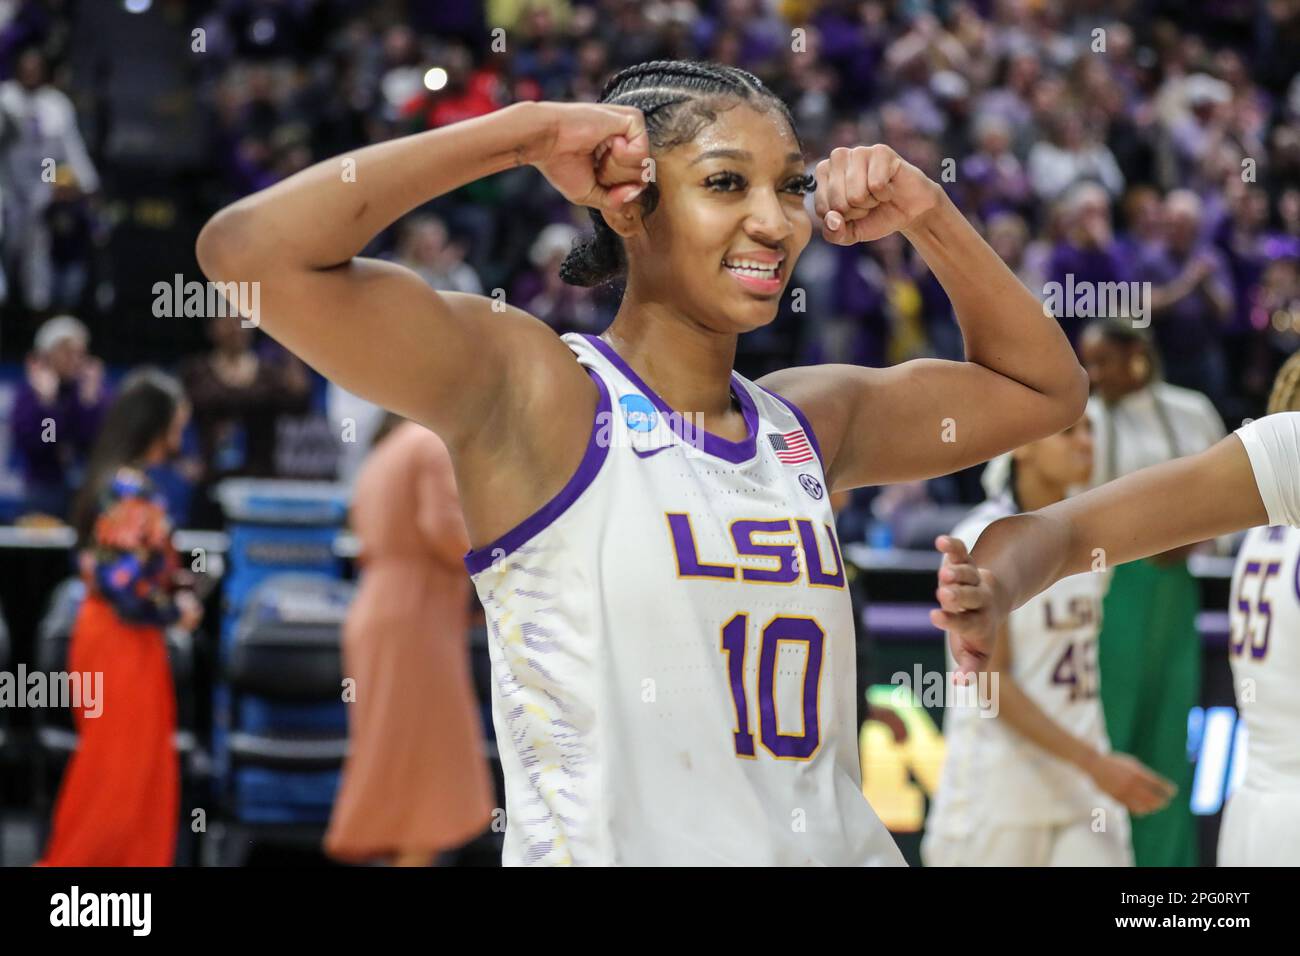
left=1235, top=412, right=1300, bottom=529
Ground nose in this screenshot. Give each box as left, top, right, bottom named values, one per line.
left=744, top=186, right=796, bottom=246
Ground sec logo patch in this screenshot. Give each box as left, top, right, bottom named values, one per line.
left=799, top=473, right=824, bottom=500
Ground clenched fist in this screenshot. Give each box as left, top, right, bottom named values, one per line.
left=813, top=144, right=942, bottom=244
left=525, top=102, right=651, bottom=217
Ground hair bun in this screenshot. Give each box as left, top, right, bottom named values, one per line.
left=559, top=211, right=623, bottom=287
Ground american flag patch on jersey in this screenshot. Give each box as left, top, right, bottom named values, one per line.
left=768, top=428, right=814, bottom=465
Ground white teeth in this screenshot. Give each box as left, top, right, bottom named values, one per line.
left=724, top=260, right=779, bottom=278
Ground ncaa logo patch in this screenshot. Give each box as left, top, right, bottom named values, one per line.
left=620, top=394, right=658, bottom=432
left=799, top=473, right=824, bottom=500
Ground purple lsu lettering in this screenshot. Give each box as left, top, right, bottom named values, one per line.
left=1043, top=594, right=1100, bottom=630
left=665, top=512, right=845, bottom=588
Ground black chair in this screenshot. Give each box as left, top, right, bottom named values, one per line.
left=31, top=578, right=85, bottom=815
left=208, top=573, right=352, bottom=866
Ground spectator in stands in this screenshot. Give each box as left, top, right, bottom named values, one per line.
left=45, top=162, right=95, bottom=313
left=1257, top=255, right=1300, bottom=365
left=1164, top=73, right=1234, bottom=186
left=12, top=315, right=109, bottom=521
left=974, top=49, right=1039, bottom=156
left=1116, top=185, right=1165, bottom=264
left=1045, top=182, right=1132, bottom=344
left=325, top=415, right=493, bottom=867
left=1213, top=181, right=1275, bottom=339
left=402, top=41, right=503, bottom=129
left=1028, top=112, right=1125, bottom=203
left=986, top=210, right=1045, bottom=295
left=0, top=47, right=98, bottom=312
left=38, top=369, right=202, bottom=867
left=1142, top=189, right=1234, bottom=410
left=178, top=315, right=313, bottom=528
left=960, top=113, right=1032, bottom=221
left=394, top=214, right=483, bottom=295
left=510, top=221, right=606, bottom=332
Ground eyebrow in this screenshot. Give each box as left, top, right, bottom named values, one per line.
left=690, top=148, right=805, bottom=166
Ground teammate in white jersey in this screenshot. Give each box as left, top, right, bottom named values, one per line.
left=924, top=417, right=1172, bottom=867
left=1220, top=356, right=1300, bottom=866
left=931, top=406, right=1300, bottom=867
left=196, top=60, right=1089, bottom=865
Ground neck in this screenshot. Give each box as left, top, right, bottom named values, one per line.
left=1014, top=466, right=1067, bottom=512
left=605, top=283, right=741, bottom=421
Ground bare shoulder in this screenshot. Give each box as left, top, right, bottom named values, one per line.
left=437, top=293, right=601, bottom=549
left=434, top=291, right=598, bottom=441
left=756, top=363, right=884, bottom=480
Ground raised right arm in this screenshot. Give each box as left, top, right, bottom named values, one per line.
left=195, top=101, right=649, bottom=546
left=195, top=101, right=565, bottom=450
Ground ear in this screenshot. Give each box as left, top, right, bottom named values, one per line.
left=598, top=196, right=645, bottom=239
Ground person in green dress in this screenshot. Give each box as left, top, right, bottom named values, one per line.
left=1078, top=321, right=1226, bottom=866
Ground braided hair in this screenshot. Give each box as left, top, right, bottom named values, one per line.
left=559, top=60, right=805, bottom=288
left=1267, top=351, right=1300, bottom=414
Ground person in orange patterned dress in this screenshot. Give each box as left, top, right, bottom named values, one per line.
left=38, top=369, right=202, bottom=867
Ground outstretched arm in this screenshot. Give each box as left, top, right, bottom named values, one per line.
left=759, top=146, right=1088, bottom=492
left=932, top=413, right=1300, bottom=674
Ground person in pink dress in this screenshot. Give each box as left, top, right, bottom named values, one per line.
left=325, top=418, right=494, bottom=866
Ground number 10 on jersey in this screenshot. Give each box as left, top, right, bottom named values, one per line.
left=720, top=613, right=825, bottom=760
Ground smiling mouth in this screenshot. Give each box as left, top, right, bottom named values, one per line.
left=722, top=258, right=783, bottom=282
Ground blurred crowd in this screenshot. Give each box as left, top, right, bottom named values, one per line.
left=1, top=0, right=1299, bottom=533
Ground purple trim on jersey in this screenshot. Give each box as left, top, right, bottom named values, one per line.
left=756, top=384, right=825, bottom=471
left=1294, top=534, right=1300, bottom=606
left=463, top=366, right=612, bottom=575
left=581, top=333, right=759, bottom=464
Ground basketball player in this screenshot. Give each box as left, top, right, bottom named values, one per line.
left=923, top=417, right=1174, bottom=867
left=1219, top=356, right=1300, bottom=865
left=196, top=61, right=1088, bottom=865
left=932, top=407, right=1300, bottom=867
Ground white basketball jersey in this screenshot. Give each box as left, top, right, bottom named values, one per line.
left=464, top=332, right=904, bottom=866
left=1227, top=524, right=1300, bottom=792
left=929, top=495, right=1115, bottom=832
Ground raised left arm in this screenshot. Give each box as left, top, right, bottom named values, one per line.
left=758, top=145, right=1088, bottom=492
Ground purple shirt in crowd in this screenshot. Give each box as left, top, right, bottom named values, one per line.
left=12, top=379, right=109, bottom=489
left=1136, top=244, right=1232, bottom=359
left=1046, top=240, right=1134, bottom=344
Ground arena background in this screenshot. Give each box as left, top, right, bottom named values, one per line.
left=0, top=0, right=1296, bottom=867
